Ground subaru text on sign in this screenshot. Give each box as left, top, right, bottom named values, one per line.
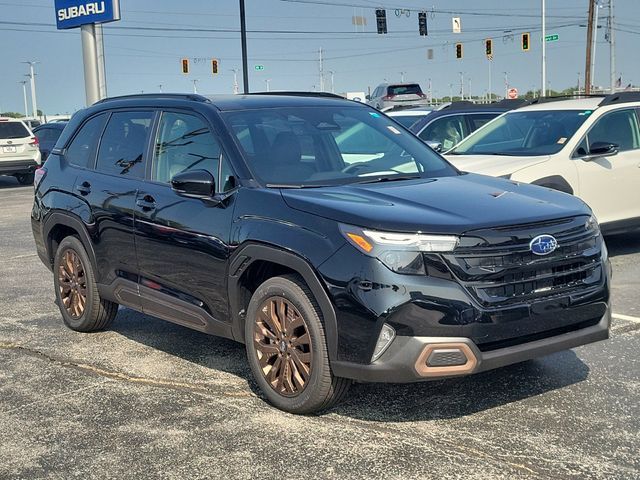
left=54, top=0, right=120, bottom=30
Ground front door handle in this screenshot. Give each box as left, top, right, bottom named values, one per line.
left=136, top=195, right=156, bottom=211
left=75, top=181, right=91, bottom=195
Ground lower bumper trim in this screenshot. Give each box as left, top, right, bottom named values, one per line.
left=331, top=308, right=610, bottom=383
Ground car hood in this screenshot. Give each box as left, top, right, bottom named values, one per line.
left=280, top=174, right=589, bottom=235
left=444, top=154, right=550, bottom=177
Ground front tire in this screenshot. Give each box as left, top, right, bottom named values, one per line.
left=245, top=274, right=351, bottom=414
left=53, top=236, right=118, bottom=332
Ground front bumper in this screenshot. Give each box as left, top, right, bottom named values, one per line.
left=331, top=307, right=610, bottom=383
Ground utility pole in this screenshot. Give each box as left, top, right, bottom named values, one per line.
left=609, top=0, right=616, bottom=93
left=22, top=61, right=39, bottom=118
left=585, top=0, right=596, bottom=94
left=459, top=72, right=464, bottom=100
left=400, top=71, right=405, bottom=82
left=592, top=1, right=602, bottom=89
left=230, top=68, right=239, bottom=94
left=449, top=83, right=453, bottom=102
left=192, top=79, right=199, bottom=94
left=319, top=48, right=324, bottom=92
left=541, top=0, right=547, bottom=97
left=428, top=78, right=432, bottom=105
left=328, top=70, right=335, bottom=93
left=158, top=84, right=163, bottom=93
left=487, top=60, right=492, bottom=104
left=239, top=0, right=249, bottom=93
left=503, top=72, right=509, bottom=98
left=577, top=72, right=581, bottom=93
left=265, top=79, right=271, bottom=92
left=19, top=81, right=29, bottom=118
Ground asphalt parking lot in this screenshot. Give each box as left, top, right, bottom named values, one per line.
left=0, top=176, right=638, bottom=480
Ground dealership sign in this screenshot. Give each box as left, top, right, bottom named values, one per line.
left=55, top=0, right=121, bottom=29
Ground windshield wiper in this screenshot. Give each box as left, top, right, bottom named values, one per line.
left=352, top=174, right=422, bottom=185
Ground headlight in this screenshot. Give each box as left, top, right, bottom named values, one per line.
left=340, top=224, right=459, bottom=275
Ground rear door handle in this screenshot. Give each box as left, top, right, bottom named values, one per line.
left=75, top=181, right=91, bottom=195
left=136, top=195, right=156, bottom=211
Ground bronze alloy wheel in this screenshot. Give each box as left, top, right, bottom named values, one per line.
left=254, top=296, right=313, bottom=397
left=57, top=249, right=87, bottom=319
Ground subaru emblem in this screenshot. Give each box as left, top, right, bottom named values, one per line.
left=530, top=234, right=558, bottom=256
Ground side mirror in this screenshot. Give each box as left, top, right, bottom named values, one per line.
left=584, top=141, right=618, bottom=160
left=171, top=169, right=215, bottom=198
left=425, top=140, right=443, bottom=152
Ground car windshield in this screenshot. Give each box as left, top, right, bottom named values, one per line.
left=0, top=121, right=30, bottom=139
left=223, top=106, right=457, bottom=187
left=449, top=109, right=592, bottom=156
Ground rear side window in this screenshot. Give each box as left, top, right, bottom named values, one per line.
left=468, top=113, right=499, bottom=131
left=152, top=112, right=221, bottom=184
left=65, top=114, right=107, bottom=168
left=0, top=121, right=30, bottom=139
left=96, top=111, right=153, bottom=178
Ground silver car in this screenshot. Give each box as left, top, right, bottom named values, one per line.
left=366, top=83, right=428, bottom=110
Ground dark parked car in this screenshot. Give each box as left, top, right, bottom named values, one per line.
left=33, top=122, right=67, bottom=162
left=32, top=93, right=610, bottom=414
left=410, top=100, right=527, bottom=151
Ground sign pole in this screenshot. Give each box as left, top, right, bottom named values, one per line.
left=81, top=24, right=100, bottom=106
left=239, top=0, right=249, bottom=94
left=541, top=0, right=546, bottom=97
left=95, top=23, right=107, bottom=99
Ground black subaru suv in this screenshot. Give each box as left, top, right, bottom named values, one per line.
left=32, top=93, right=610, bottom=414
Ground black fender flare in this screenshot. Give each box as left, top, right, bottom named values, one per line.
left=43, top=212, right=98, bottom=272
left=531, top=175, right=574, bottom=195
left=228, top=242, right=338, bottom=362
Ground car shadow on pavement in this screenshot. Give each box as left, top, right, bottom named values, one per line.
left=111, top=309, right=591, bottom=421
left=0, top=176, right=30, bottom=190
left=605, top=232, right=640, bottom=257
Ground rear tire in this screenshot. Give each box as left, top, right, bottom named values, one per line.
left=15, top=172, right=34, bottom=185
left=245, top=274, right=351, bottom=414
left=53, top=236, right=118, bottom=332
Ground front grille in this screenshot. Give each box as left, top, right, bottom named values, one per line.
left=442, top=216, right=604, bottom=307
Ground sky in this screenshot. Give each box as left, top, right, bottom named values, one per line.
left=1, top=0, right=638, bottom=115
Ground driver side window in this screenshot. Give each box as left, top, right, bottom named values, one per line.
left=153, top=112, right=221, bottom=186
left=586, top=109, right=640, bottom=153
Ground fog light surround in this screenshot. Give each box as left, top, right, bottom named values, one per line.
left=371, top=324, right=396, bottom=362
left=414, top=343, right=478, bottom=377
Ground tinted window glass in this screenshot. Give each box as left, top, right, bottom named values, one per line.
left=96, top=111, right=152, bottom=177
left=153, top=112, right=221, bottom=184
left=419, top=115, right=467, bottom=150
left=390, top=114, right=429, bottom=128
left=468, top=113, right=500, bottom=131
left=388, top=84, right=422, bottom=95
left=65, top=114, right=107, bottom=168
left=220, top=158, right=236, bottom=193
left=0, top=121, right=30, bottom=139
left=223, top=106, right=456, bottom=186
left=34, top=127, right=54, bottom=143
left=588, top=109, right=640, bottom=152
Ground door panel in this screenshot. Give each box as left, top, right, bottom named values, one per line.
left=134, top=111, right=235, bottom=322
left=575, top=108, right=640, bottom=224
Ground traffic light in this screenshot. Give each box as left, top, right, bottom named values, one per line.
left=181, top=58, right=189, bottom=75
left=455, top=43, right=463, bottom=59
left=485, top=39, right=493, bottom=59
left=376, top=9, right=387, bottom=34
left=522, top=32, right=530, bottom=51
left=211, top=58, right=219, bottom=75
left=418, top=12, right=427, bottom=36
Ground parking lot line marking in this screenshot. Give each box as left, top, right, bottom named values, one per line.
left=612, top=313, right=640, bottom=323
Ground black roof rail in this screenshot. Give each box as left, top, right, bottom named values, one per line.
left=247, top=91, right=345, bottom=99
left=598, top=91, right=640, bottom=106
left=95, top=93, right=211, bottom=104
left=528, top=94, right=607, bottom=105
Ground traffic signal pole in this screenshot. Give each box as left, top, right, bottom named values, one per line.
left=239, top=0, right=249, bottom=94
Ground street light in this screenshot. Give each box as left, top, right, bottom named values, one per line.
left=192, top=79, right=199, bottom=94
left=230, top=68, right=239, bottom=94
left=19, top=81, right=29, bottom=118
left=22, top=61, right=39, bottom=119
left=265, top=79, right=271, bottom=92
left=328, top=70, right=335, bottom=94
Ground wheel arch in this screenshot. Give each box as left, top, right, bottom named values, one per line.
left=228, top=242, right=338, bottom=362
left=43, top=212, right=97, bottom=273
left=530, top=175, right=574, bottom=195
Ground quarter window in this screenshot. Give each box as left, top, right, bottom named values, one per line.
left=152, top=112, right=221, bottom=185
left=96, top=112, right=152, bottom=177
left=65, top=114, right=107, bottom=168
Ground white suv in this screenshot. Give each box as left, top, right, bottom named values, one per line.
left=445, top=93, right=640, bottom=234
left=0, top=117, right=42, bottom=185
